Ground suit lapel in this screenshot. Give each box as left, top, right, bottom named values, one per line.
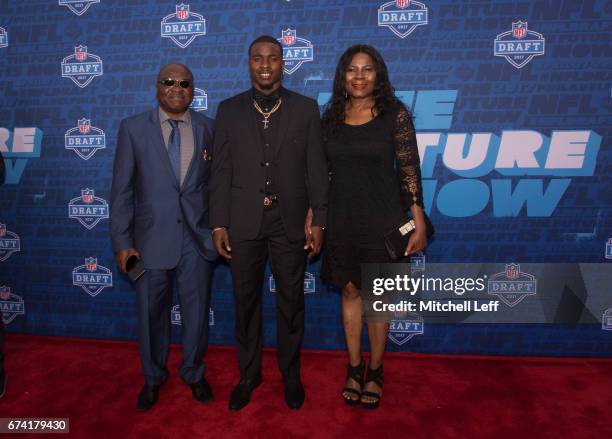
left=242, top=92, right=264, bottom=152
left=183, top=110, right=203, bottom=189
left=147, top=109, right=179, bottom=190
left=274, top=90, right=291, bottom=157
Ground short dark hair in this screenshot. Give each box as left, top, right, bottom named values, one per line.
left=248, top=35, right=283, bottom=57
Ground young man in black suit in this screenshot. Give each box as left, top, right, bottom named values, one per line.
left=210, top=35, right=328, bottom=411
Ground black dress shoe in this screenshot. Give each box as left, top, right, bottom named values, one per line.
left=136, top=384, right=159, bottom=412
left=284, top=380, right=305, bottom=409
left=190, top=377, right=213, bottom=403
left=228, top=378, right=261, bottom=411
left=0, top=371, right=6, bottom=399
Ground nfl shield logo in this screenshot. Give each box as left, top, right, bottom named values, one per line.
left=277, top=28, right=314, bottom=74
left=72, top=258, right=113, bottom=297
left=494, top=21, right=545, bottom=68
left=82, top=189, right=94, bottom=204
left=512, top=21, right=527, bottom=39
left=160, top=3, right=206, bottom=49
left=62, top=45, right=103, bottom=88
left=388, top=311, right=424, bottom=346
left=505, top=263, right=520, bottom=279
left=171, top=304, right=182, bottom=325
left=59, top=0, right=100, bottom=16
left=177, top=4, right=189, bottom=20
left=0, top=286, right=25, bottom=324
left=282, top=29, right=296, bottom=46
left=378, top=0, right=428, bottom=39
left=0, top=224, right=20, bottom=262
left=78, top=118, right=91, bottom=134
left=75, top=45, right=87, bottom=61
left=603, top=308, right=612, bottom=330
left=86, top=257, right=97, bottom=272
left=410, top=252, right=426, bottom=272
left=69, top=188, right=109, bottom=230
left=488, top=263, right=537, bottom=307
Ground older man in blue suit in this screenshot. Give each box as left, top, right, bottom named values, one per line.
left=110, top=63, right=217, bottom=411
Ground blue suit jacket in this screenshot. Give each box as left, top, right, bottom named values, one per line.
left=110, top=108, right=217, bottom=269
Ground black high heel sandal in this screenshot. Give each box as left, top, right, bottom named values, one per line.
left=342, top=359, right=365, bottom=406
left=361, top=364, right=383, bottom=410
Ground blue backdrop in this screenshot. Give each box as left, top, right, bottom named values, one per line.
left=1, top=0, right=611, bottom=357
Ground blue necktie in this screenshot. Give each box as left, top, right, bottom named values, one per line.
left=167, top=119, right=181, bottom=183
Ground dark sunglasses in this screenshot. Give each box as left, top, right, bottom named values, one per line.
left=159, top=78, right=192, bottom=88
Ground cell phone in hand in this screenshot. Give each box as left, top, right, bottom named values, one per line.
left=126, top=255, right=146, bottom=282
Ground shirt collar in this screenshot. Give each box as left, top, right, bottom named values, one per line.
left=252, top=87, right=282, bottom=111
left=158, top=107, right=191, bottom=126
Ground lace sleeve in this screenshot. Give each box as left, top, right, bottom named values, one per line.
left=394, top=106, right=424, bottom=209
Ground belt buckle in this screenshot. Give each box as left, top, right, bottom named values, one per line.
left=264, top=196, right=272, bottom=206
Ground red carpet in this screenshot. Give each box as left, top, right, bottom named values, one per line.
left=0, top=335, right=610, bottom=438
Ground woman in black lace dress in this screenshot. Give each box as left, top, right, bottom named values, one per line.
left=320, top=45, right=427, bottom=409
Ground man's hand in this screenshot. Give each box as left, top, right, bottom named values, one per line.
left=303, top=208, right=314, bottom=250
left=115, top=248, right=140, bottom=273
left=307, top=226, right=324, bottom=257
left=304, top=208, right=324, bottom=257
left=213, top=228, right=232, bottom=259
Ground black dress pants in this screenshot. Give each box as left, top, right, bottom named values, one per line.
left=229, top=204, right=306, bottom=383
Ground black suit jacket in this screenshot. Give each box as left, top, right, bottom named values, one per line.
left=210, top=88, right=328, bottom=241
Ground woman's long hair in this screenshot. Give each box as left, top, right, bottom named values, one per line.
left=322, top=44, right=401, bottom=141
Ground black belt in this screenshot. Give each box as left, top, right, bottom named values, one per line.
left=263, top=194, right=279, bottom=206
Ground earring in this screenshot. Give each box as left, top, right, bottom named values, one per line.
left=344, top=91, right=348, bottom=99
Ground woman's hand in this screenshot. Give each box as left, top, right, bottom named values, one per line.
left=404, top=229, right=427, bottom=256
left=405, top=204, right=428, bottom=256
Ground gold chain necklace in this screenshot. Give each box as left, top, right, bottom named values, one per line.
left=252, top=97, right=282, bottom=129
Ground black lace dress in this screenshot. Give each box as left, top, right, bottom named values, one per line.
left=321, top=103, right=424, bottom=290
